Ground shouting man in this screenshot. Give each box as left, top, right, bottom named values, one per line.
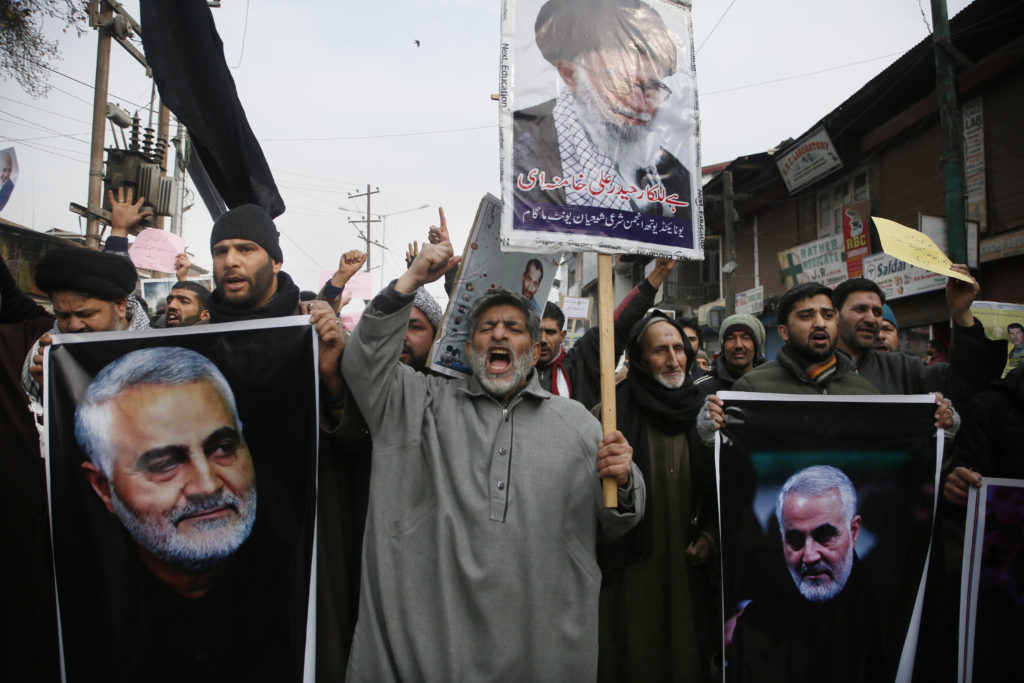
left=342, top=236, right=644, bottom=680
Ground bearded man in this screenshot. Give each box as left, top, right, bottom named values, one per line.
left=513, top=0, right=691, bottom=221
left=597, top=311, right=718, bottom=682
left=341, top=237, right=644, bottom=680
left=728, top=466, right=887, bottom=683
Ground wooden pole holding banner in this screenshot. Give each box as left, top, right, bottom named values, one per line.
left=598, top=253, right=618, bottom=508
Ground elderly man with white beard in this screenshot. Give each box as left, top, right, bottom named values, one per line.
left=728, top=465, right=889, bottom=683
left=596, top=311, right=718, bottom=682
left=341, top=237, right=644, bottom=680
left=513, top=0, right=692, bottom=219
left=70, top=346, right=304, bottom=681
left=75, top=347, right=258, bottom=599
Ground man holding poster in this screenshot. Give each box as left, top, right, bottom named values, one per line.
left=342, top=238, right=644, bottom=680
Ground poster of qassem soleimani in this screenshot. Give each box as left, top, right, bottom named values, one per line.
left=44, top=318, right=318, bottom=683
left=716, top=393, right=941, bottom=683
left=500, top=0, right=703, bottom=259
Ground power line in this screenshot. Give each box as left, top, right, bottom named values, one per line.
left=230, top=0, right=251, bottom=69
left=272, top=168, right=364, bottom=187
left=1, top=131, right=90, bottom=143
left=261, top=124, right=494, bottom=142
left=47, top=82, right=95, bottom=106
left=0, top=110, right=91, bottom=144
left=23, top=55, right=149, bottom=109
left=0, top=136, right=88, bottom=164
left=0, top=95, right=92, bottom=124
left=695, top=0, right=738, bottom=55
left=702, top=51, right=906, bottom=96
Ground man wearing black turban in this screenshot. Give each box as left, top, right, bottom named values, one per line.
left=21, top=246, right=150, bottom=401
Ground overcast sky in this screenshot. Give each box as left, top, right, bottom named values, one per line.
left=0, top=0, right=972, bottom=297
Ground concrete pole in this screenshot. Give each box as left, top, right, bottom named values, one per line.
left=170, top=122, right=187, bottom=237
left=85, top=2, right=113, bottom=250
left=365, top=184, right=372, bottom=272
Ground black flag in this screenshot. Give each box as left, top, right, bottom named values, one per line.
left=140, top=0, right=285, bottom=219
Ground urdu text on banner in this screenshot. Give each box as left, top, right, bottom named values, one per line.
left=499, top=0, right=703, bottom=259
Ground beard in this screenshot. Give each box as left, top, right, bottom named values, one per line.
left=110, top=485, right=257, bottom=573
left=468, top=342, right=534, bottom=400
left=787, top=330, right=835, bottom=364
left=574, top=68, right=660, bottom=173
left=166, top=309, right=202, bottom=327
left=788, top=550, right=854, bottom=602
left=654, top=371, right=686, bottom=389
left=218, top=258, right=277, bottom=309
left=402, top=343, right=429, bottom=371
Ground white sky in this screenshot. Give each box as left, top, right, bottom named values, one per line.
left=0, top=0, right=972, bottom=297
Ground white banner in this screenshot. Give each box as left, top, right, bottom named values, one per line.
left=499, top=0, right=703, bottom=260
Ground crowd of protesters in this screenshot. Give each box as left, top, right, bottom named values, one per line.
left=1, top=191, right=1020, bottom=682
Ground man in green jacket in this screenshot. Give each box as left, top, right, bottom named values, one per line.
left=700, top=282, right=954, bottom=434
left=731, top=282, right=877, bottom=396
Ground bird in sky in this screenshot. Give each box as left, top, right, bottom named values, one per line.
left=414, top=39, right=421, bottom=47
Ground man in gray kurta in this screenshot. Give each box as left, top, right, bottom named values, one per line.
left=341, top=238, right=645, bottom=681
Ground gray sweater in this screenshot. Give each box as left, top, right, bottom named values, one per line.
left=342, top=287, right=645, bottom=681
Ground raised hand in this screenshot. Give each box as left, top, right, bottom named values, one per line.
left=108, top=187, right=153, bottom=237
left=946, top=264, right=980, bottom=327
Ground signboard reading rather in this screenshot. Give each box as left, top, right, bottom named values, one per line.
left=777, top=235, right=847, bottom=289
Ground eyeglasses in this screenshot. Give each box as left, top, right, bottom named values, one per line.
left=580, top=64, right=673, bottom=104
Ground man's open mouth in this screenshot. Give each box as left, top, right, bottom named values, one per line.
left=486, top=346, right=514, bottom=374
left=223, top=276, right=247, bottom=292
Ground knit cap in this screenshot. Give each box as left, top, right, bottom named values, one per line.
left=719, top=313, right=766, bottom=354
left=414, top=288, right=443, bottom=333
left=210, top=204, right=283, bottom=262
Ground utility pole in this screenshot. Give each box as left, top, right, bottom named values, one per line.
left=170, top=122, right=188, bottom=237
left=931, top=0, right=967, bottom=264
left=348, top=184, right=380, bottom=272
left=85, top=1, right=113, bottom=250
left=722, top=171, right=737, bottom=315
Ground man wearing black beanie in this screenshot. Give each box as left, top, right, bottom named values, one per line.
left=206, top=204, right=302, bottom=322
left=21, top=246, right=151, bottom=401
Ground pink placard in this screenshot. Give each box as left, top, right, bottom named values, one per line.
left=318, top=270, right=372, bottom=300
left=128, top=228, right=186, bottom=273
left=342, top=271, right=372, bottom=300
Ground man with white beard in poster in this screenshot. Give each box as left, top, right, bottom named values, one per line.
left=70, top=347, right=299, bottom=682
left=728, top=465, right=888, bottom=683
left=513, top=0, right=692, bottom=220
left=75, top=347, right=257, bottom=599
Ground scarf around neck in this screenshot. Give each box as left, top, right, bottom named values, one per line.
left=208, top=271, right=300, bottom=323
